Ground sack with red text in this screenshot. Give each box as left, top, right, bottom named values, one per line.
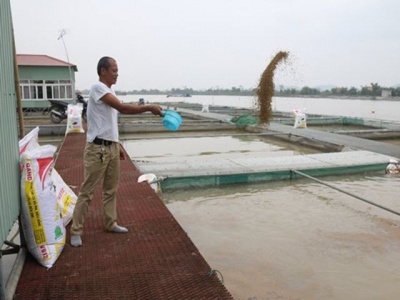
left=66, top=104, right=84, bottom=134
left=20, top=145, right=66, bottom=268
left=19, top=126, right=77, bottom=227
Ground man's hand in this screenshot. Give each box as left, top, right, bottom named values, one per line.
left=148, top=105, right=163, bottom=117
left=119, top=145, right=126, bottom=160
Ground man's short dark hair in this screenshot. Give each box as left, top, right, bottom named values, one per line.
left=97, top=56, right=115, bottom=76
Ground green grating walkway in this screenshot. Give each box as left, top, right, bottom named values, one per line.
left=13, top=132, right=233, bottom=300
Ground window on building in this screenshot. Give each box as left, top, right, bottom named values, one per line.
left=20, top=79, right=73, bottom=100
left=45, top=80, right=57, bottom=99
left=20, top=80, right=30, bottom=99
left=46, top=86, right=53, bottom=99
left=37, top=86, right=43, bottom=99
left=53, top=86, right=60, bottom=98
left=30, top=86, right=36, bottom=99
left=60, top=80, right=73, bottom=99
left=21, top=86, right=30, bottom=99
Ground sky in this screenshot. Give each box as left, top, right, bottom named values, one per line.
left=10, top=0, right=400, bottom=91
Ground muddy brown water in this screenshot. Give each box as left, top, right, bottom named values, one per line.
left=162, top=174, right=400, bottom=300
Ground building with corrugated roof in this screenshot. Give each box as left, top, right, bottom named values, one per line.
left=16, top=54, right=77, bottom=110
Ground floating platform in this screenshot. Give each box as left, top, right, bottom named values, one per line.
left=134, top=106, right=400, bottom=190
left=137, top=150, right=392, bottom=190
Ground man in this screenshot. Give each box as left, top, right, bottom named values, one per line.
left=70, top=56, right=163, bottom=247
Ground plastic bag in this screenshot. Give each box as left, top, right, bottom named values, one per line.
left=293, top=108, right=307, bottom=129
left=138, top=173, right=162, bottom=193
left=386, top=159, right=400, bottom=174
left=201, top=103, right=209, bottom=113
left=66, top=104, right=84, bottom=134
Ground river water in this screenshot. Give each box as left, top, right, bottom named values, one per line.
left=120, top=94, right=400, bottom=122
left=122, top=95, right=400, bottom=300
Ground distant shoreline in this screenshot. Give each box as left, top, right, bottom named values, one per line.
left=116, top=93, right=400, bottom=101
left=275, top=95, right=400, bottom=101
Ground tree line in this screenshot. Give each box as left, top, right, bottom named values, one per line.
left=278, top=83, right=400, bottom=97
left=83, top=82, right=400, bottom=97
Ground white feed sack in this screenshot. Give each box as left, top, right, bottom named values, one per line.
left=18, top=127, right=77, bottom=228
left=293, top=108, right=307, bottom=129
left=66, top=103, right=85, bottom=134
left=20, top=145, right=66, bottom=268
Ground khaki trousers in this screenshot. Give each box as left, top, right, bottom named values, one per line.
left=70, top=142, right=120, bottom=235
